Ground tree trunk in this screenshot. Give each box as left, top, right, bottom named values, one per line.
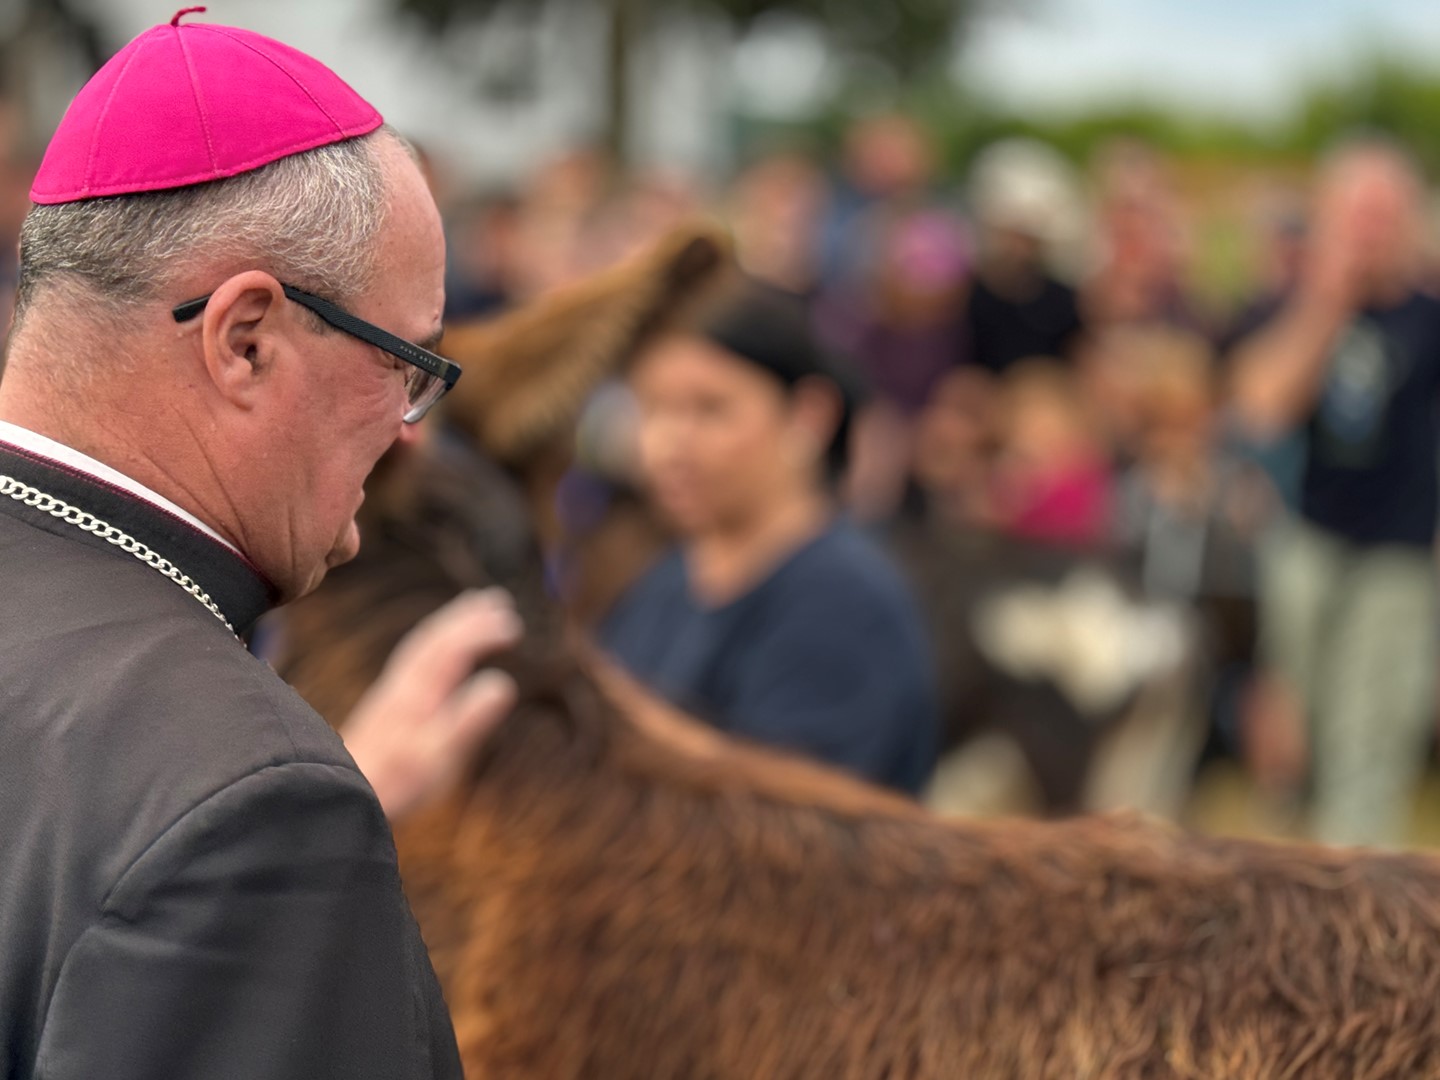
left=604, top=0, right=640, bottom=164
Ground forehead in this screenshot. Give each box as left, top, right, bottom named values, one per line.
left=1324, top=152, right=1420, bottom=206
left=632, top=333, right=788, bottom=402
left=358, top=143, right=446, bottom=339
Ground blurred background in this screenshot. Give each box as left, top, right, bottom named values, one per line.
left=10, top=0, right=1440, bottom=845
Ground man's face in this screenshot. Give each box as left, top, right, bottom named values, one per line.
left=266, top=142, right=446, bottom=599
left=1317, top=152, right=1422, bottom=295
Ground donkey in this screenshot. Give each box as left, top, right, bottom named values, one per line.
left=274, top=229, right=1440, bottom=1079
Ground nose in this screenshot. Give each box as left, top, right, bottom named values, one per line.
left=396, top=417, right=425, bottom=447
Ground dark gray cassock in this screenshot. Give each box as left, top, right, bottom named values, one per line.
left=0, top=443, right=462, bottom=1080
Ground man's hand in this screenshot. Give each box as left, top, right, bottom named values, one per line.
left=1300, top=200, right=1366, bottom=317
left=341, top=589, right=522, bottom=821
left=1230, top=211, right=1359, bottom=438
left=1301, top=241, right=1360, bottom=318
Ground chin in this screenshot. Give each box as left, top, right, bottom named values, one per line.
left=658, top=500, right=715, bottom=537
left=328, top=519, right=363, bottom=568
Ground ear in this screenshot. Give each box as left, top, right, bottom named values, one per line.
left=193, top=271, right=289, bottom=416
left=789, top=375, right=842, bottom=459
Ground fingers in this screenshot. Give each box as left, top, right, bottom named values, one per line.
left=360, top=669, right=518, bottom=821
left=380, top=588, right=523, bottom=700
left=403, top=588, right=521, bottom=661
left=342, top=590, right=527, bottom=820
left=343, top=591, right=526, bottom=820
left=436, top=669, right=519, bottom=757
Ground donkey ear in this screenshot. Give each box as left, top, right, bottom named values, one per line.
left=437, top=223, right=730, bottom=467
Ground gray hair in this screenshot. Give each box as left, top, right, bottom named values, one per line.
left=14, top=126, right=401, bottom=326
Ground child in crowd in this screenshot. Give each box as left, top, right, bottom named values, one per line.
left=987, top=360, right=1114, bottom=548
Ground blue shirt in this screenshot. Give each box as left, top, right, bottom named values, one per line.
left=599, top=523, right=938, bottom=794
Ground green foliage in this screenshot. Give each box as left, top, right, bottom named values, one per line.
left=1288, top=57, right=1440, bottom=174
left=903, top=54, right=1440, bottom=176
left=391, top=0, right=1440, bottom=177
left=395, top=0, right=982, bottom=81
left=391, top=0, right=987, bottom=159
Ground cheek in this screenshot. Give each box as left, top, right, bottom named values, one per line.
left=339, top=372, right=407, bottom=453
left=287, top=438, right=356, bottom=541
left=703, top=415, right=783, bottom=501
left=300, top=388, right=401, bottom=512
left=636, top=415, right=669, bottom=475
left=650, top=415, right=745, bottom=477
left=725, top=400, right=784, bottom=456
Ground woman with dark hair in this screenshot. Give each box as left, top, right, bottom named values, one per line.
left=599, top=279, right=938, bottom=795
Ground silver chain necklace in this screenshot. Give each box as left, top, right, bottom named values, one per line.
left=0, top=473, right=237, bottom=637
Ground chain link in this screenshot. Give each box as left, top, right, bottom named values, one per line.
left=0, top=474, right=237, bottom=637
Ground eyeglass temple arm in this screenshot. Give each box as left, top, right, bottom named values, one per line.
left=172, top=296, right=209, bottom=322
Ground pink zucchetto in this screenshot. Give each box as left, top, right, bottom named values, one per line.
left=30, top=7, right=383, bottom=205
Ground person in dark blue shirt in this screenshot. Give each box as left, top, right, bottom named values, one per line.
left=599, top=278, right=938, bottom=794
left=1231, top=136, right=1440, bottom=845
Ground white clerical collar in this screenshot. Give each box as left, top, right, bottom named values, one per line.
left=0, top=420, right=241, bottom=554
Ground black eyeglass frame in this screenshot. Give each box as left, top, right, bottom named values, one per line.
left=172, top=283, right=461, bottom=423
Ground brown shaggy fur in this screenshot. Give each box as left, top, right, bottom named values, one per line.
left=274, top=232, right=1440, bottom=1079
left=402, top=667, right=1440, bottom=1080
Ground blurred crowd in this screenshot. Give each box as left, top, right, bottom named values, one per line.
left=426, top=115, right=1440, bottom=846
left=5, top=99, right=1440, bottom=846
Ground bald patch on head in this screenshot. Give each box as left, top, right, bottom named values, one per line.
left=1318, top=138, right=1424, bottom=202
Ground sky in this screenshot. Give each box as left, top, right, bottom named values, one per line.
left=49, top=0, right=1440, bottom=182
left=960, top=0, right=1440, bottom=122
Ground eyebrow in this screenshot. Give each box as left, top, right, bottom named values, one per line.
left=418, top=326, right=445, bottom=353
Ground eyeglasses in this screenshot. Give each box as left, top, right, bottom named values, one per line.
left=172, top=283, right=462, bottom=423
